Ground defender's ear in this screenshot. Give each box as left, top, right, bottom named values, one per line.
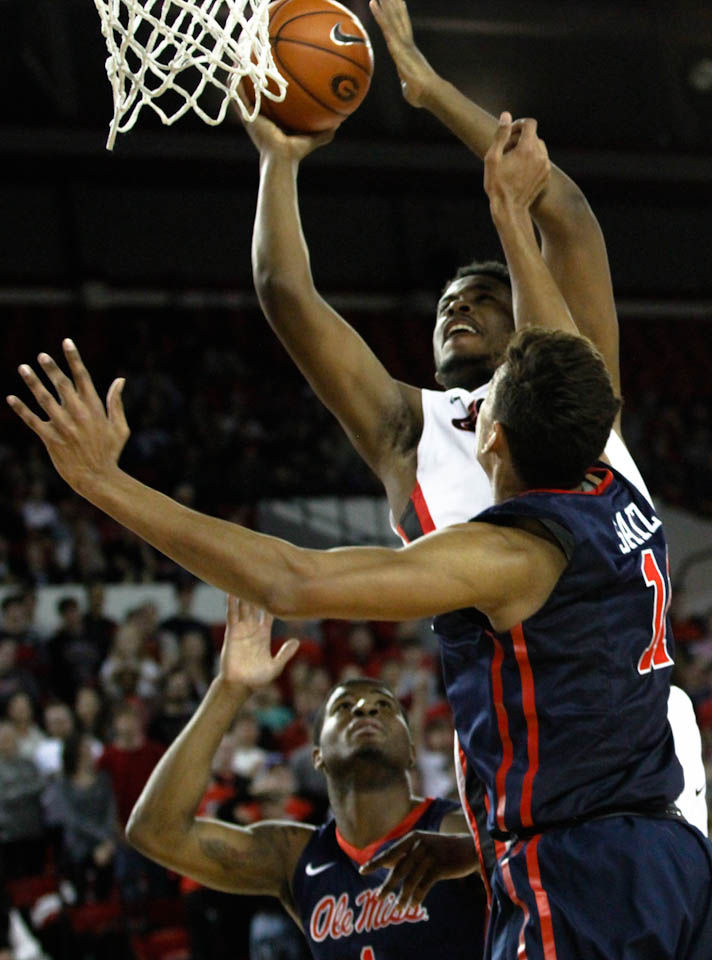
left=312, top=745, right=324, bottom=772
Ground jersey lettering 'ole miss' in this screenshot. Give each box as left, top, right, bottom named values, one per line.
left=292, top=798, right=486, bottom=959
left=435, top=464, right=683, bottom=838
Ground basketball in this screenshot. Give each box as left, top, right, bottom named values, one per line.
left=248, top=0, right=374, bottom=133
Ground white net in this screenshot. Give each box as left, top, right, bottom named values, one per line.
left=93, top=0, right=288, bottom=149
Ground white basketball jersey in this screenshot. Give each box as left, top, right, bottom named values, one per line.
left=391, top=383, right=652, bottom=541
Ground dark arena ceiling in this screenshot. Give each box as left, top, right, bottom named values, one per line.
left=2, top=0, right=712, bottom=301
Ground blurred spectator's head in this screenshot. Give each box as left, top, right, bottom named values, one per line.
left=0, top=721, right=18, bottom=759
left=44, top=702, right=75, bottom=741
left=75, top=686, right=104, bottom=734
left=57, top=596, right=82, bottom=631
left=180, top=629, right=210, bottom=668
left=174, top=578, right=197, bottom=614
left=162, top=669, right=192, bottom=707
left=347, top=623, right=376, bottom=662
left=113, top=622, right=143, bottom=660
left=86, top=581, right=107, bottom=617
left=129, top=602, right=159, bottom=640
left=5, top=691, right=35, bottom=728
left=378, top=655, right=403, bottom=692
left=1, top=594, right=26, bottom=631
left=113, top=705, right=144, bottom=749
left=0, top=638, right=17, bottom=675
left=62, top=731, right=97, bottom=778
left=424, top=702, right=454, bottom=752
left=231, top=710, right=260, bottom=748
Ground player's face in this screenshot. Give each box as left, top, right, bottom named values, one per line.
left=433, top=276, right=514, bottom=391
left=316, top=683, right=412, bottom=771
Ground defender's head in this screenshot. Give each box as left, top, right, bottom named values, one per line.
left=433, top=260, right=513, bottom=391
left=312, top=678, right=414, bottom=785
left=476, top=327, right=621, bottom=491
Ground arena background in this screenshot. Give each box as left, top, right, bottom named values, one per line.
left=1, top=1, right=711, bottom=957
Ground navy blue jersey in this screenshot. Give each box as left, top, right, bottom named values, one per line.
left=292, top=797, right=486, bottom=959
left=434, top=464, right=683, bottom=838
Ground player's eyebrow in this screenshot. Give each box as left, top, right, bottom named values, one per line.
left=329, top=688, right=396, bottom=712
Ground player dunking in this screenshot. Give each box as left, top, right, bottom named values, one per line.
left=126, top=598, right=486, bottom=959
left=244, top=0, right=707, bottom=848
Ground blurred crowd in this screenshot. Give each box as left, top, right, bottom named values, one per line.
left=0, top=579, right=458, bottom=959
left=0, top=308, right=710, bottom=958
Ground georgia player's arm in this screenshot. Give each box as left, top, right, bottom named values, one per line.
left=126, top=599, right=312, bottom=914
left=371, top=0, right=621, bottom=404
left=245, top=112, right=422, bottom=492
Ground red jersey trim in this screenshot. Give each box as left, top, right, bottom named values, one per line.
left=520, top=466, right=614, bottom=498
left=456, top=742, right=492, bottom=909
left=490, top=634, right=513, bottom=832
left=500, top=843, right=530, bottom=960
left=511, top=624, right=539, bottom=829
left=335, top=797, right=435, bottom=866
left=525, top=837, right=558, bottom=960
left=411, top=483, right=436, bottom=535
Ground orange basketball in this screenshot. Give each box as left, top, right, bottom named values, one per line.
left=251, top=0, right=374, bottom=133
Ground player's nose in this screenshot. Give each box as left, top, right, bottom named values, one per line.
left=448, top=299, right=471, bottom=315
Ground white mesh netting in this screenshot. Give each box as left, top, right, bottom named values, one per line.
left=93, top=0, right=287, bottom=149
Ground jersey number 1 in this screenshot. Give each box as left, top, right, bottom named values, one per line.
left=637, top=549, right=674, bottom=674
left=360, top=949, right=376, bottom=960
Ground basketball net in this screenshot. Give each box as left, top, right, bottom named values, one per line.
left=93, top=0, right=288, bottom=149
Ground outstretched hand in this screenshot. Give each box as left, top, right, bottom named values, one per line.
left=234, top=86, right=336, bottom=161
left=219, top=596, right=300, bottom=691
left=369, top=0, right=435, bottom=107
left=359, top=830, right=479, bottom=909
left=6, top=339, right=129, bottom=498
left=484, top=112, right=551, bottom=211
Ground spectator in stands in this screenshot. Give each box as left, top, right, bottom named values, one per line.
left=74, top=685, right=111, bottom=743
left=97, top=705, right=167, bottom=904
left=99, top=620, right=162, bottom=710
left=82, top=581, right=116, bottom=661
left=46, top=732, right=117, bottom=903
left=0, top=722, right=46, bottom=882
left=48, top=596, right=104, bottom=704
left=175, top=629, right=214, bottom=704
left=158, top=578, right=212, bottom=668
left=3, top=691, right=46, bottom=762
left=228, top=709, right=268, bottom=780
left=148, top=669, right=197, bottom=746
left=34, top=701, right=77, bottom=779
left=276, top=676, right=324, bottom=756
left=416, top=702, right=458, bottom=801
left=0, top=638, right=41, bottom=715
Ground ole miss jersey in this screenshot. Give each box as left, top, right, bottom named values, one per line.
left=291, top=797, right=486, bottom=959
left=435, top=464, right=683, bottom=838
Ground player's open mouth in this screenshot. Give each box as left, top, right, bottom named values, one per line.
left=444, top=320, right=482, bottom=341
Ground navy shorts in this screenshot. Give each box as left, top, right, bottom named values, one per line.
left=485, top=814, right=712, bottom=960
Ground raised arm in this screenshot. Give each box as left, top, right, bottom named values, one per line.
left=370, top=0, right=620, bottom=394
left=245, top=113, right=422, bottom=482
left=7, top=341, right=565, bottom=630
left=126, top=598, right=311, bottom=903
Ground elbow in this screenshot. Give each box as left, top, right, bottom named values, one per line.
left=253, top=265, right=314, bottom=315
left=125, top=802, right=153, bottom=855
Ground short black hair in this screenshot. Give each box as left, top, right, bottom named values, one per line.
left=442, top=259, right=511, bottom=295
left=492, top=327, right=622, bottom=489
left=312, top=677, right=408, bottom=745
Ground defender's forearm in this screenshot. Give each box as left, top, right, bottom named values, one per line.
left=490, top=201, right=576, bottom=335
left=82, top=468, right=306, bottom=611
left=128, top=677, right=249, bottom=841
